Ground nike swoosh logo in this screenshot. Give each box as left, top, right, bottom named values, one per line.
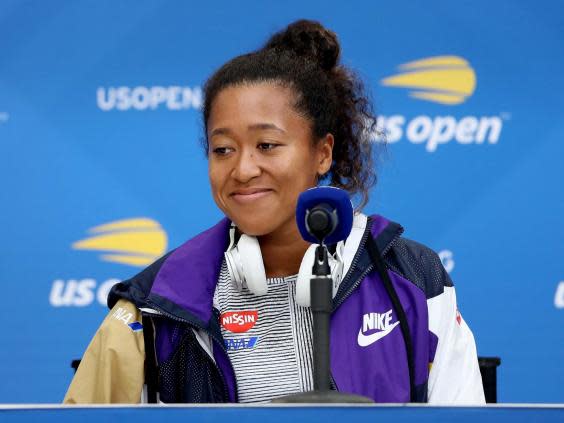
left=357, top=321, right=400, bottom=347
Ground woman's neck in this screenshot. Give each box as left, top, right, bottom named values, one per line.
left=257, top=225, right=310, bottom=278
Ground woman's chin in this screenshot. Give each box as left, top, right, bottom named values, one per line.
left=229, top=214, right=290, bottom=238
left=233, top=221, right=272, bottom=237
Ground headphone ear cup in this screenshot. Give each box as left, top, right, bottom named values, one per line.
left=295, top=244, right=317, bottom=307
left=237, top=234, right=268, bottom=296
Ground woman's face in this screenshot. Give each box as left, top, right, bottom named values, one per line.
left=207, top=82, right=333, bottom=237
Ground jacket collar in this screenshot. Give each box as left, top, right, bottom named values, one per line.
left=332, top=215, right=404, bottom=309
left=146, top=214, right=403, bottom=327
left=147, top=218, right=231, bottom=328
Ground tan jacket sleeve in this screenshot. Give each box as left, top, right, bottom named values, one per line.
left=63, top=299, right=146, bottom=403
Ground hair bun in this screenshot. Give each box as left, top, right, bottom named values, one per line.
left=263, top=20, right=340, bottom=71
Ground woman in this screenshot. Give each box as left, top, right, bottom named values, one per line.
left=64, top=20, right=484, bottom=404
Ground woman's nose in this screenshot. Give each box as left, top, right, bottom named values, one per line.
left=232, top=150, right=261, bottom=182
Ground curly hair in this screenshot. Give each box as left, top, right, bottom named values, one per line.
left=202, top=20, right=378, bottom=209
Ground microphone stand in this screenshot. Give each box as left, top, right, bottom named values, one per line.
left=273, top=244, right=372, bottom=403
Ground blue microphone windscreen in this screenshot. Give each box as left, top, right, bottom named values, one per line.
left=296, top=187, right=353, bottom=244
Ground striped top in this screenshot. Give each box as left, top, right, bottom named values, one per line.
left=213, top=260, right=314, bottom=403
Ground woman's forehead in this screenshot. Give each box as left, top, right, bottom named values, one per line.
left=212, top=83, right=295, bottom=112
left=207, top=83, right=307, bottom=133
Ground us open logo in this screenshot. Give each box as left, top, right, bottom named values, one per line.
left=72, top=217, right=167, bottom=266
left=97, top=86, right=202, bottom=111
left=376, top=55, right=508, bottom=152
left=381, top=55, right=475, bottom=105
left=49, top=217, right=168, bottom=307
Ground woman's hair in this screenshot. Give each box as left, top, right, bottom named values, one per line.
left=203, top=19, right=378, bottom=209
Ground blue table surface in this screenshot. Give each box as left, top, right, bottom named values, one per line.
left=1, top=404, right=563, bottom=423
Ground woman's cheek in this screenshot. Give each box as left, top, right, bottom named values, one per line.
left=208, top=178, right=224, bottom=210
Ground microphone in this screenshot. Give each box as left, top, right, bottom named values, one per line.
left=295, top=186, right=353, bottom=245
left=275, top=186, right=372, bottom=402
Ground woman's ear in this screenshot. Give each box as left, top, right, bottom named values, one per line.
left=317, top=133, right=334, bottom=175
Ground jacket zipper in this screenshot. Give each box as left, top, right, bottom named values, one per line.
left=142, top=303, right=237, bottom=403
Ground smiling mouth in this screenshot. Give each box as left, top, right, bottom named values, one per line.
left=230, top=189, right=273, bottom=204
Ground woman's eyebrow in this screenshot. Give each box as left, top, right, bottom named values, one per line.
left=248, top=123, right=286, bottom=133
left=210, top=123, right=285, bottom=138
left=210, top=127, right=232, bottom=137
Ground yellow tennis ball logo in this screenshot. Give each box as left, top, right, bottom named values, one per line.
left=72, top=218, right=167, bottom=267
left=381, top=56, right=476, bottom=105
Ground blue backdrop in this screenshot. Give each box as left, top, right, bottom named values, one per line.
left=1, top=0, right=563, bottom=403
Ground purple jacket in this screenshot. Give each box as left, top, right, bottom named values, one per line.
left=108, top=214, right=484, bottom=403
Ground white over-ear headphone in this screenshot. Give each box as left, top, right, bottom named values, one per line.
left=224, top=225, right=345, bottom=307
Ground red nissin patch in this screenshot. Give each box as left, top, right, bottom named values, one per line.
left=221, top=311, right=258, bottom=333
left=456, top=308, right=462, bottom=325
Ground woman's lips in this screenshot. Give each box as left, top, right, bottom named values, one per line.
left=230, top=189, right=273, bottom=204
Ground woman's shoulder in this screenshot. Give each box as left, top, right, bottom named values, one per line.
left=363, top=213, right=453, bottom=300
left=107, top=217, right=231, bottom=310
left=383, top=235, right=454, bottom=301
left=107, top=251, right=174, bottom=309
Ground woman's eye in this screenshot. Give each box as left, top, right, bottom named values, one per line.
left=257, top=142, right=279, bottom=151
left=212, top=146, right=234, bottom=155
